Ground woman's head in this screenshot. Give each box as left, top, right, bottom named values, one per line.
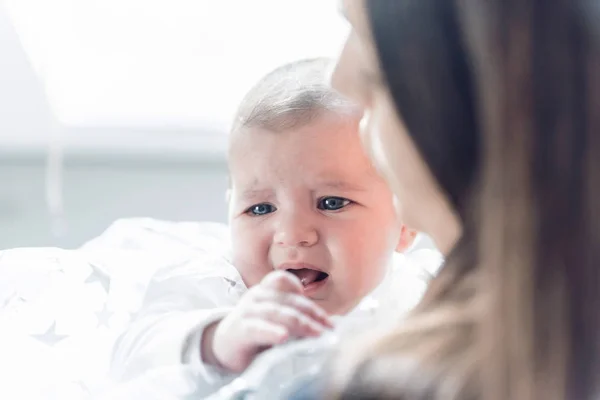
left=331, top=0, right=480, bottom=256
left=331, top=1, right=600, bottom=399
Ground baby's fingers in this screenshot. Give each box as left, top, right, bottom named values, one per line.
left=276, top=293, right=334, bottom=329
left=261, top=270, right=303, bottom=294
left=253, top=271, right=334, bottom=328
left=252, top=303, right=328, bottom=338
left=243, top=318, right=289, bottom=347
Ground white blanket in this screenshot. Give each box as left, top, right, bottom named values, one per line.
left=0, top=219, right=231, bottom=400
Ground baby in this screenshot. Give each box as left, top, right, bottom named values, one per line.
left=110, top=58, right=430, bottom=392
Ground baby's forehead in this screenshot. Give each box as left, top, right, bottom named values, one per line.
left=229, top=117, right=363, bottom=160
left=227, top=115, right=382, bottom=187
left=229, top=165, right=382, bottom=196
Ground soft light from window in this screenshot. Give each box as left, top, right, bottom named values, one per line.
left=4, top=0, right=348, bottom=130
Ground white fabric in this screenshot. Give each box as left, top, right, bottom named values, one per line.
left=0, top=218, right=443, bottom=399
left=0, top=247, right=127, bottom=400
left=106, top=222, right=443, bottom=395
left=109, top=254, right=245, bottom=389
left=0, top=219, right=238, bottom=399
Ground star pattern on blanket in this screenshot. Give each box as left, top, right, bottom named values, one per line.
left=95, top=302, right=113, bottom=328
left=85, top=263, right=111, bottom=293
left=31, top=321, right=68, bottom=346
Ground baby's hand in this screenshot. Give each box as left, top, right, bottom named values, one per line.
left=202, top=270, right=334, bottom=373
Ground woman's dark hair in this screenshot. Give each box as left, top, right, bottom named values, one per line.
left=332, top=1, right=600, bottom=399
left=368, top=0, right=480, bottom=222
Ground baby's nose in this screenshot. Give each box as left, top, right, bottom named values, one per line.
left=274, top=216, right=318, bottom=247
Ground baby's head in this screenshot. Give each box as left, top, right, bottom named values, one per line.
left=228, top=58, right=413, bottom=315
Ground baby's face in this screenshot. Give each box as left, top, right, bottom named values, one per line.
left=228, top=113, right=404, bottom=315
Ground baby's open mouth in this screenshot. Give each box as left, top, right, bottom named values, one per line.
left=286, top=268, right=329, bottom=287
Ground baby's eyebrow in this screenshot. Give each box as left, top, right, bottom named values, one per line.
left=320, top=180, right=367, bottom=192
left=241, top=188, right=274, bottom=201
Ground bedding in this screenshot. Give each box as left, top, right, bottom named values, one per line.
left=0, top=219, right=230, bottom=400
left=0, top=247, right=121, bottom=399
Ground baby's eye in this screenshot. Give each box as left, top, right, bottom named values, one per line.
left=318, top=197, right=351, bottom=211
left=246, top=203, right=276, bottom=216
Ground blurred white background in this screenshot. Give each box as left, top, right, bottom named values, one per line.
left=0, top=0, right=348, bottom=249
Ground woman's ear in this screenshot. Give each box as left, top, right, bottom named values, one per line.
left=395, top=225, right=418, bottom=253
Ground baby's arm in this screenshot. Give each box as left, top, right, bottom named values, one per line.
left=110, top=255, right=242, bottom=388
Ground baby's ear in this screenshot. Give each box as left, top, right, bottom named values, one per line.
left=395, top=225, right=418, bottom=253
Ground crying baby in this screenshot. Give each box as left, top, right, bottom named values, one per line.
left=111, top=59, right=425, bottom=390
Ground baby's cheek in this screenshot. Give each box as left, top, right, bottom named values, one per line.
left=358, top=244, right=391, bottom=287
left=230, top=222, right=274, bottom=287
left=339, top=246, right=385, bottom=291
left=231, top=246, right=270, bottom=288
left=233, top=257, right=268, bottom=288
